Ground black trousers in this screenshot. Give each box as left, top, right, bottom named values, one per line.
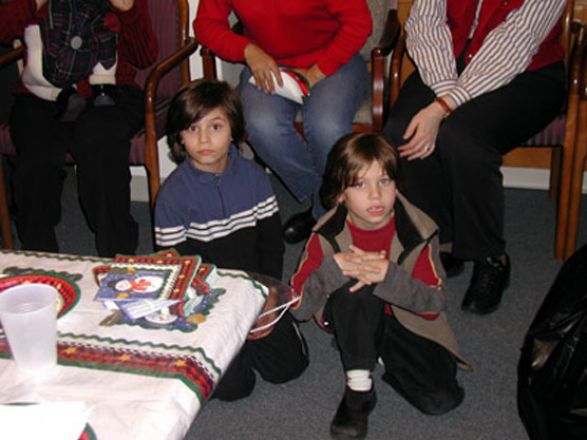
left=213, top=312, right=309, bottom=401
left=9, top=87, right=143, bottom=257
left=325, top=283, right=463, bottom=415
left=383, top=62, right=565, bottom=260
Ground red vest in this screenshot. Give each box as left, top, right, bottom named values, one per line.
left=447, top=0, right=564, bottom=71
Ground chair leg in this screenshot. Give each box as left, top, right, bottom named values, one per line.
left=549, top=148, right=562, bottom=200
left=564, top=123, right=587, bottom=259
left=554, top=89, right=582, bottom=260
left=0, top=156, right=15, bottom=250
left=555, top=154, right=572, bottom=260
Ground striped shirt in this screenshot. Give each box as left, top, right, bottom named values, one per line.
left=405, top=0, right=566, bottom=108
left=157, top=193, right=278, bottom=246
left=154, top=145, right=284, bottom=279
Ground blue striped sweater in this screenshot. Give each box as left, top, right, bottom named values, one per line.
left=154, top=145, right=284, bottom=279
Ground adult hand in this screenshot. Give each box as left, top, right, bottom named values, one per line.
left=397, top=102, right=445, bottom=161
left=244, top=44, right=283, bottom=94
left=293, top=65, right=325, bottom=88
left=36, top=0, right=47, bottom=10
left=110, top=0, right=134, bottom=12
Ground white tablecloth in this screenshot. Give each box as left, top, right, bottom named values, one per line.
left=0, top=250, right=266, bottom=440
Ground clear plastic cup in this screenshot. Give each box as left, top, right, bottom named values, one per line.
left=0, top=283, right=58, bottom=375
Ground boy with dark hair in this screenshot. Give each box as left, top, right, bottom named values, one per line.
left=155, top=79, right=308, bottom=401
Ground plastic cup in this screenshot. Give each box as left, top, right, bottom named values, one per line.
left=0, top=283, right=58, bottom=375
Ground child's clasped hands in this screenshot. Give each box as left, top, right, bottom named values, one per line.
left=334, top=244, right=389, bottom=292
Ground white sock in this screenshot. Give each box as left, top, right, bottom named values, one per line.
left=346, top=369, right=372, bottom=392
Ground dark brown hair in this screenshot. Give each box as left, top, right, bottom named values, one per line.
left=165, top=79, right=245, bottom=162
left=320, top=133, right=401, bottom=209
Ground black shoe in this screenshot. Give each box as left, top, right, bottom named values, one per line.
left=461, top=254, right=510, bottom=314
left=283, top=209, right=316, bottom=244
left=440, top=252, right=465, bottom=278
left=330, top=387, right=377, bottom=439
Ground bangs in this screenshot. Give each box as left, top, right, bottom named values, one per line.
left=343, top=136, right=399, bottom=186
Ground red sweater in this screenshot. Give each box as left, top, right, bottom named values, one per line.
left=0, top=0, right=158, bottom=97
left=194, top=0, right=372, bottom=76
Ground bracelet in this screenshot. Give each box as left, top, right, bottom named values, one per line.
left=435, top=97, right=453, bottom=117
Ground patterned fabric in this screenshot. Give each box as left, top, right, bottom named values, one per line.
left=406, top=0, right=565, bottom=107
left=0, top=250, right=266, bottom=440
left=40, top=0, right=118, bottom=87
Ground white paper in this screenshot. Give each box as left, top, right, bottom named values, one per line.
left=248, top=69, right=309, bottom=104
left=0, top=401, right=89, bottom=440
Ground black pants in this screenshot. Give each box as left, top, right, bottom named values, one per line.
left=213, top=312, right=309, bottom=401
left=383, top=62, right=565, bottom=260
left=9, top=87, right=143, bottom=257
left=326, top=283, right=463, bottom=415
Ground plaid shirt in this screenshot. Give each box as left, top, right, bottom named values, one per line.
left=40, top=0, right=118, bottom=88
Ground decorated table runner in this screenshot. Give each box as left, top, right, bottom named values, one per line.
left=0, top=250, right=266, bottom=440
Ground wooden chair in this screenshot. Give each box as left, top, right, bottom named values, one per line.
left=0, top=0, right=198, bottom=250
left=388, top=0, right=586, bottom=260
left=566, top=58, right=587, bottom=258
left=199, top=0, right=401, bottom=134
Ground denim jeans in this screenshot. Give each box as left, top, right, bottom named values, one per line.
left=239, top=54, right=367, bottom=218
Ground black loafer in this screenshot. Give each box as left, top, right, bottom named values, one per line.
left=440, top=252, right=465, bottom=278
left=330, top=387, right=377, bottom=439
left=462, top=254, right=510, bottom=314
left=283, top=209, right=316, bottom=244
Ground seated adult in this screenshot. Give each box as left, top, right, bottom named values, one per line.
left=383, top=0, right=566, bottom=314
left=194, top=0, right=372, bottom=244
left=0, top=0, right=157, bottom=257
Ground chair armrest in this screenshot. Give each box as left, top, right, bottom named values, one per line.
left=371, top=9, right=402, bottom=132
left=144, top=36, right=199, bottom=114
left=200, top=46, right=218, bottom=79
left=143, top=36, right=199, bottom=205
left=0, top=46, right=24, bottom=69
left=388, top=31, right=407, bottom=108
left=371, top=10, right=401, bottom=59
left=568, top=21, right=585, bottom=99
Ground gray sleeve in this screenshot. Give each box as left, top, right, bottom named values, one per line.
left=373, top=262, right=447, bottom=313
left=290, top=257, right=348, bottom=321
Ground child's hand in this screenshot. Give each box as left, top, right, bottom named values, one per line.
left=347, top=245, right=389, bottom=291
left=333, top=245, right=388, bottom=292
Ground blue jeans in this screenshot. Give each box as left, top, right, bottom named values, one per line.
left=239, top=54, right=367, bottom=218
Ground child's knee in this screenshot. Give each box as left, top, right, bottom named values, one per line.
left=212, top=368, right=256, bottom=402
left=263, top=353, right=309, bottom=384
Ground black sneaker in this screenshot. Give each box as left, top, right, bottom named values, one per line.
left=461, top=255, right=510, bottom=314
left=440, top=252, right=465, bottom=278
left=330, top=387, right=377, bottom=439
left=283, top=208, right=316, bottom=244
